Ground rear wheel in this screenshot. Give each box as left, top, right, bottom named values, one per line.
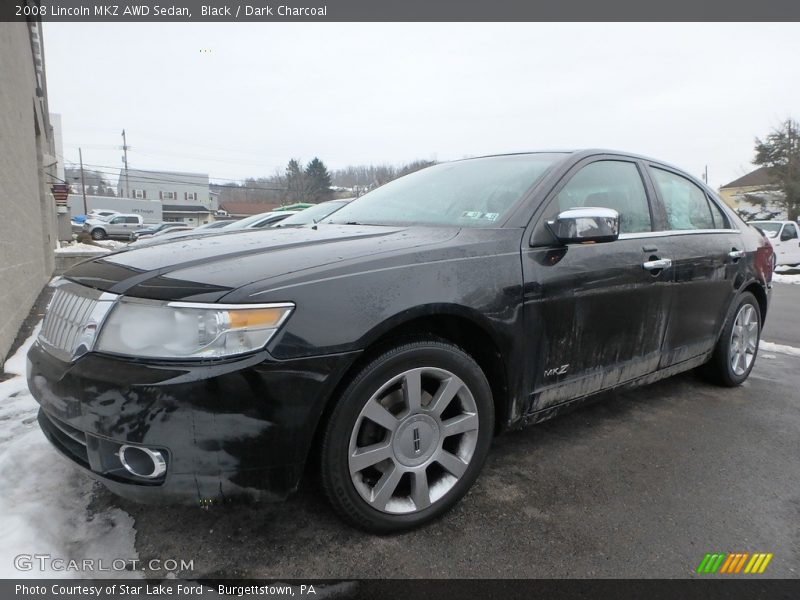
left=320, top=339, right=494, bottom=533
left=702, top=292, right=761, bottom=386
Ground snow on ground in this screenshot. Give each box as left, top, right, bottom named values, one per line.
left=0, top=325, right=139, bottom=578
left=93, top=240, right=127, bottom=250
left=761, top=341, right=800, bottom=358
left=54, top=242, right=110, bottom=254
left=55, top=240, right=127, bottom=253
left=772, top=273, right=800, bottom=285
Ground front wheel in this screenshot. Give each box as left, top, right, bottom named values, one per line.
left=702, top=292, right=761, bottom=386
left=320, top=339, right=494, bottom=533
left=90, top=228, right=106, bottom=240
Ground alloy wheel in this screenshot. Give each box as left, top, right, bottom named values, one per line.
left=729, top=304, right=759, bottom=376
left=348, top=367, right=479, bottom=514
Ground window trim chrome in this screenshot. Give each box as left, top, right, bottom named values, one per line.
left=618, top=228, right=741, bottom=240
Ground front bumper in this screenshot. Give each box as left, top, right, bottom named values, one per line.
left=27, top=341, right=358, bottom=505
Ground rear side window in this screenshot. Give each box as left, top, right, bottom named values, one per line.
left=125, top=217, right=139, bottom=224
left=650, top=167, right=720, bottom=231
left=554, top=160, right=651, bottom=233
left=706, top=196, right=730, bottom=229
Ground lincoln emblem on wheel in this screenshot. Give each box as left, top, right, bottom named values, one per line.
left=27, top=151, right=772, bottom=532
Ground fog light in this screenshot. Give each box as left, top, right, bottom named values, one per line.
left=118, top=444, right=167, bottom=479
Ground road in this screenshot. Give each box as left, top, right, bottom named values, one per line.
left=763, top=279, right=800, bottom=347
left=96, top=285, right=799, bottom=579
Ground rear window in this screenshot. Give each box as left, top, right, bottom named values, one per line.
left=650, top=167, right=725, bottom=230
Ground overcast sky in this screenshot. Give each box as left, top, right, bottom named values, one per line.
left=42, top=23, right=799, bottom=189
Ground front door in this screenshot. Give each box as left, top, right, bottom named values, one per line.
left=522, top=158, right=672, bottom=414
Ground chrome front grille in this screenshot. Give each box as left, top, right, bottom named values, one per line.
left=38, top=280, right=117, bottom=361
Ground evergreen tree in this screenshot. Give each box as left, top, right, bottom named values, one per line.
left=304, top=157, right=333, bottom=203
left=753, top=118, right=800, bottom=220
left=285, top=159, right=307, bottom=202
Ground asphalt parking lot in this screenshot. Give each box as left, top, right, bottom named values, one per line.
left=94, top=284, right=799, bottom=579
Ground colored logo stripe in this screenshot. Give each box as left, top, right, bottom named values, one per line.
left=697, top=553, right=773, bottom=574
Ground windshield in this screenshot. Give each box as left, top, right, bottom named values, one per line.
left=753, top=222, right=781, bottom=236
left=275, top=200, right=350, bottom=227
left=327, top=154, right=563, bottom=227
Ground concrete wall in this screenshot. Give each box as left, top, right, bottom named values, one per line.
left=0, top=22, right=57, bottom=368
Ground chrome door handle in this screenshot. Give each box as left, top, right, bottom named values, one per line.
left=729, top=250, right=745, bottom=260
left=642, top=258, right=672, bottom=270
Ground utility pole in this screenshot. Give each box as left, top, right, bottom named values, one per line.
left=78, top=147, right=88, bottom=215
left=703, top=165, right=708, bottom=184
left=122, top=129, right=130, bottom=198
left=788, top=119, right=795, bottom=221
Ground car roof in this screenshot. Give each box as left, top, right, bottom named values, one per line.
left=454, top=149, right=696, bottom=175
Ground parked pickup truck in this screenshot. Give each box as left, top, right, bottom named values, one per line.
left=82, top=214, right=144, bottom=240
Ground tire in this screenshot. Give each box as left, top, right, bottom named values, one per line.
left=320, top=339, right=494, bottom=533
left=90, top=228, right=106, bottom=240
left=702, top=292, right=761, bottom=387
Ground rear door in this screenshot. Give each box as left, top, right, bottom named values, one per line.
left=522, top=157, right=673, bottom=413
left=645, top=165, right=743, bottom=366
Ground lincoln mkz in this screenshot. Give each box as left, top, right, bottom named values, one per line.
left=28, top=150, right=773, bottom=532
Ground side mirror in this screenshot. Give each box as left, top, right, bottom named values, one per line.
left=546, top=207, right=620, bottom=244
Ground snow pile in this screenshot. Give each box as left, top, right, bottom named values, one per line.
left=0, top=326, right=139, bottom=578
left=761, top=341, right=800, bottom=358
left=772, top=273, right=800, bottom=285
left=93, top=240, right=127, bottom=250
left=55, top=242, right=109, bottom=254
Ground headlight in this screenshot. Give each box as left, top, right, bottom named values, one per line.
left=95, top=299, right=294, bottom=359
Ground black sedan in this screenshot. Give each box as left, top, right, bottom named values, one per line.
left=27, top=150, right=773, bottom=532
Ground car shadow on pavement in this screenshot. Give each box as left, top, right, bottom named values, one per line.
left=91, top=358, right=798, bottom=579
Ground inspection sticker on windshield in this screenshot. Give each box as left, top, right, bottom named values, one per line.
left=462, top=211, right=499, bottom=221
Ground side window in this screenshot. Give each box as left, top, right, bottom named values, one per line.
left=126, top=217, right=139, bottom=224
left=109, top=217, right=123, bottom=224
left=706, top=196, right=730, bottom=229
left=783, top=223, right=798, bottom=240
left=650, top=167, right=715, bottom=230
left=553, top=160, right=651, bottom=233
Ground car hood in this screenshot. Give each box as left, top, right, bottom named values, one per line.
left=64, top=225, right=460, bottom=301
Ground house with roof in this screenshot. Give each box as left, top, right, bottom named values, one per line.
left=116, top=168, right=219, bottom=225
left=719, top=166, right=786, bottom=220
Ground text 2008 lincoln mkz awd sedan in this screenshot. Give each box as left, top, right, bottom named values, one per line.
left=28, top=150, right=773, bottom=532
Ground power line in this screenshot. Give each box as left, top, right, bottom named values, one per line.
left=63, top=161, right=287, bottom=191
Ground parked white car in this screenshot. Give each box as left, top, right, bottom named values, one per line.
left=751, top=220, right=800, bottom=267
